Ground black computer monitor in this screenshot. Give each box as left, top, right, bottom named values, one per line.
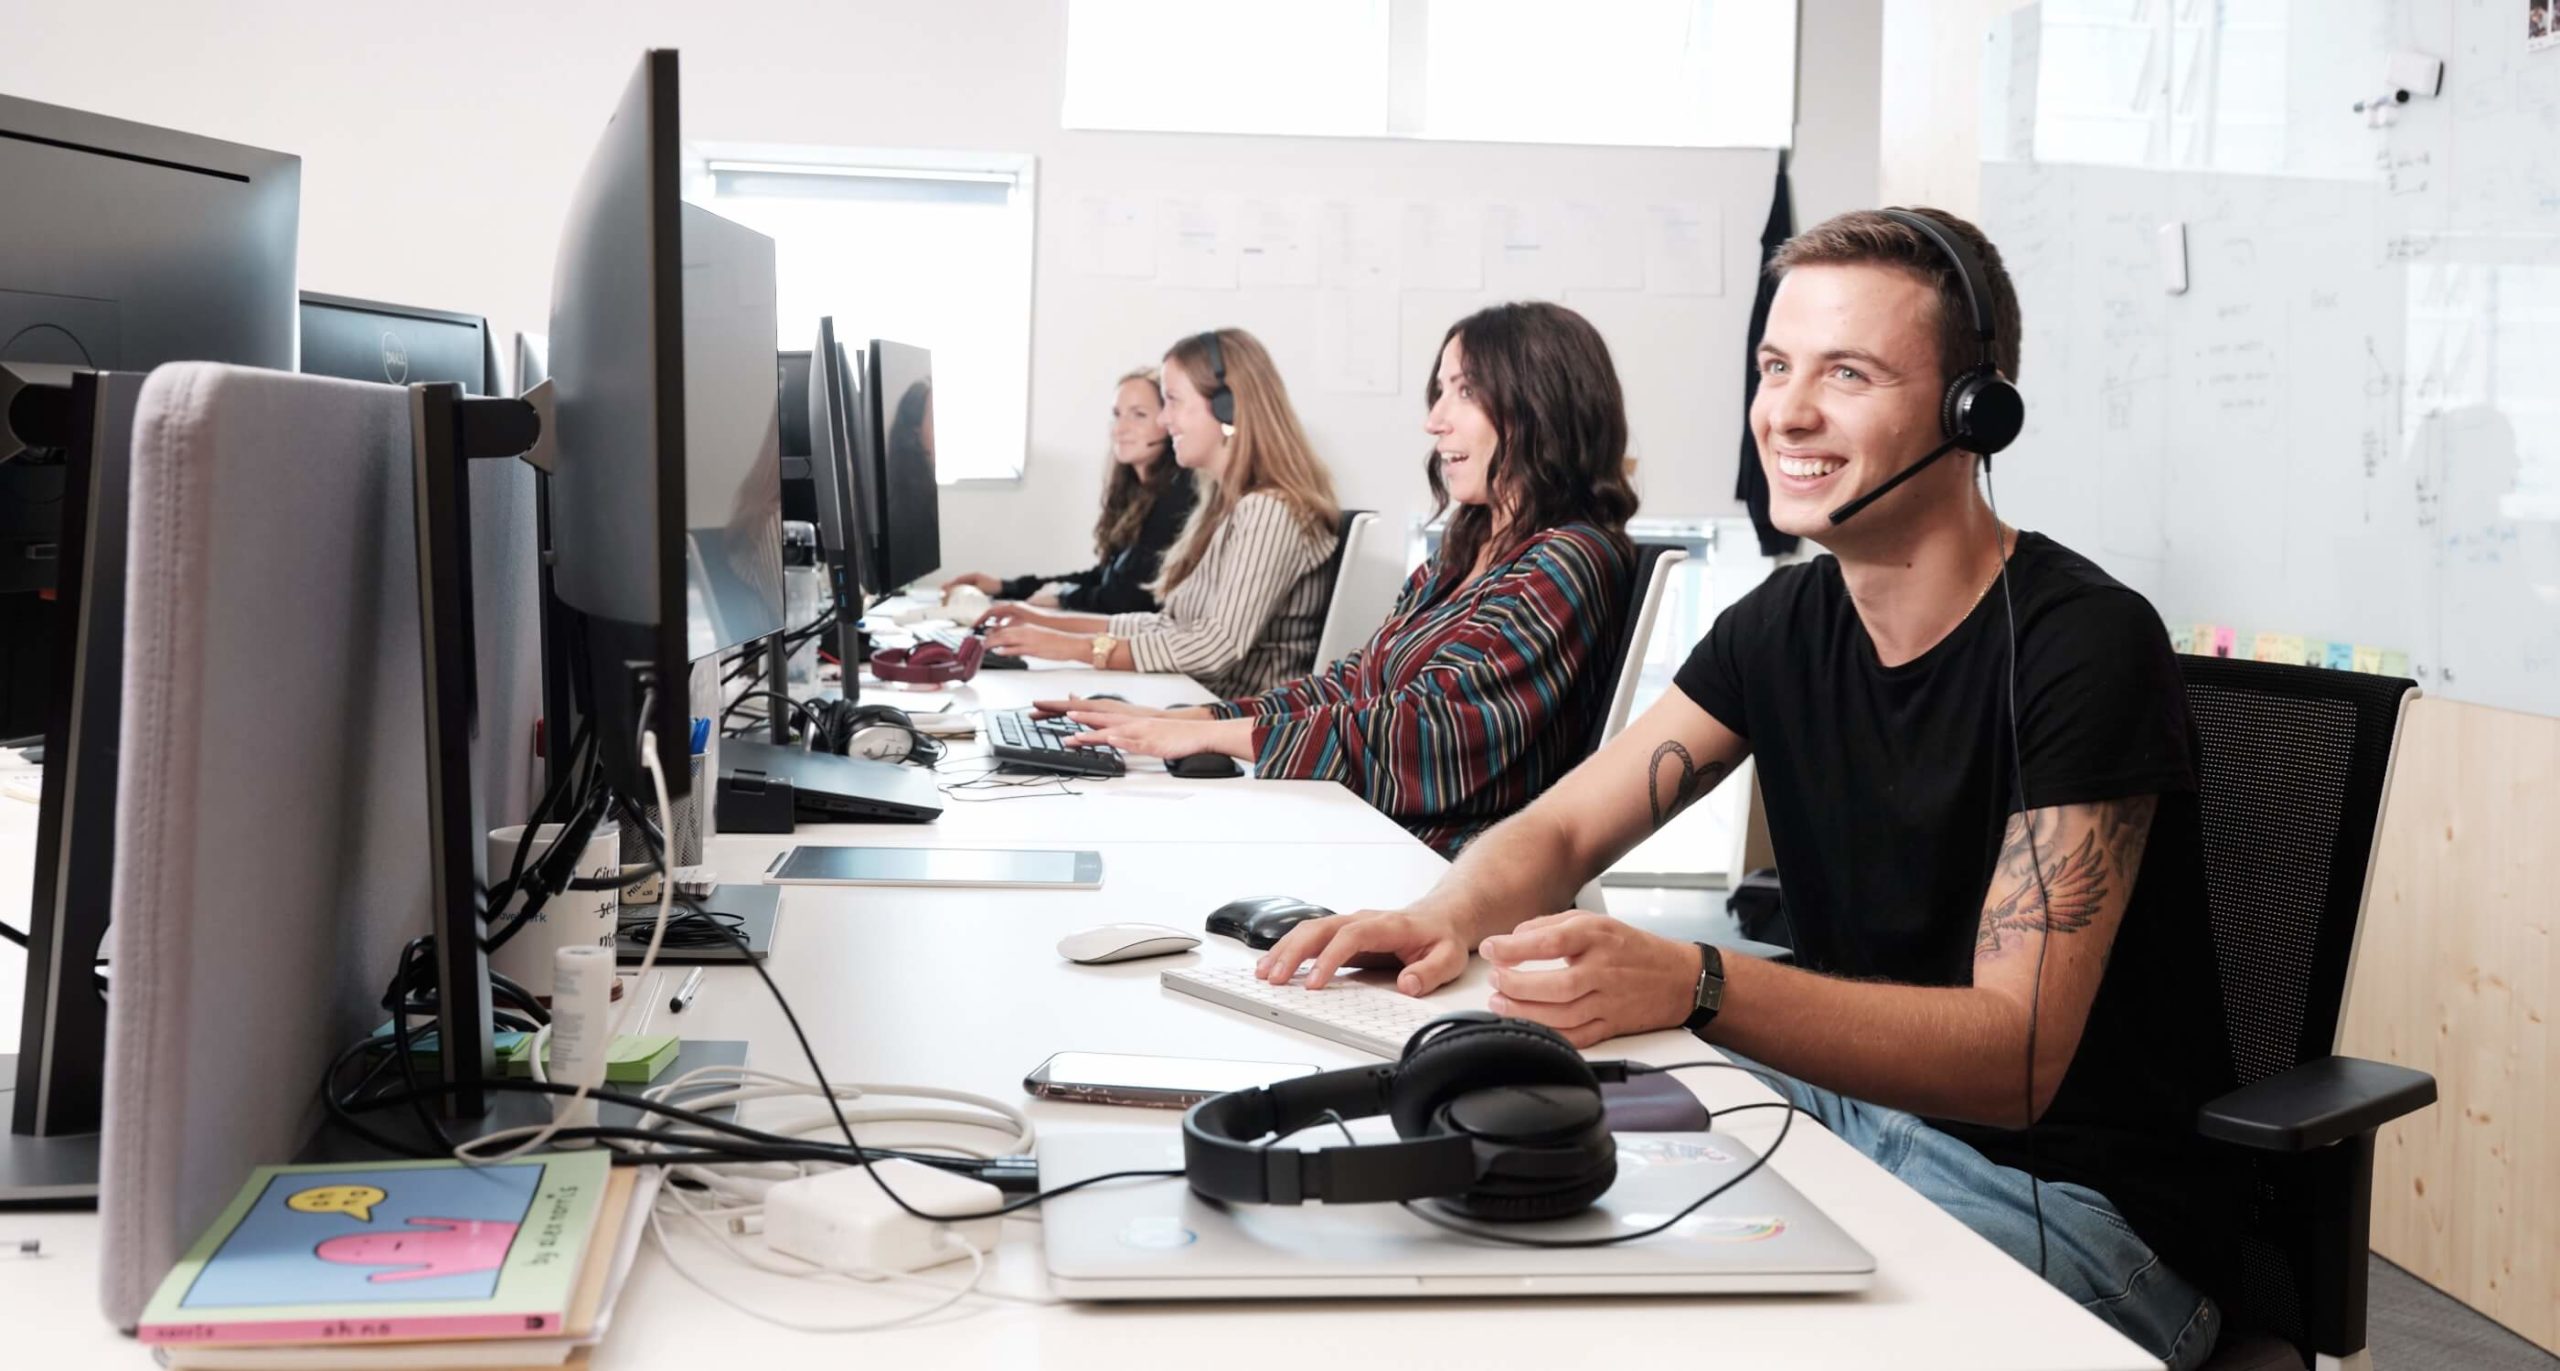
left=0, top=94, right=298, bottom=1199
left=677, top=202, right=787, bottom=665
left=809, top=321, right=873, bottom=666
left=2, top=92, right=300, bottom=730
left=547, top=48, right=695, bottom=804
left=299, top=293, right=490, bottom=394
left=862, top=339, right=940, bottom=595
left=777, top=351, right=813, bottom=459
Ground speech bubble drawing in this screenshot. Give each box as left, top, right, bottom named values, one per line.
left=286, top=1184, right=387, bottom=1223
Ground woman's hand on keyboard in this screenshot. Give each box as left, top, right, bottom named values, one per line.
left=1261, top=908, right=1469, bottom=998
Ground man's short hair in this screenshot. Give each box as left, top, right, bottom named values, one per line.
left=1768, top=207, right=2023, bottom=386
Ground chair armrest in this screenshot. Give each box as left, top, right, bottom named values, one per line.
left=2197, top=1055, right=2436, bottom=1152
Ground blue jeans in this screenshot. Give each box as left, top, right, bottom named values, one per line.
left=1729, top=1055, right=2220, bottom=1371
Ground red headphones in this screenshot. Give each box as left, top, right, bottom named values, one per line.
left=868, top=635, right=984, bottom=686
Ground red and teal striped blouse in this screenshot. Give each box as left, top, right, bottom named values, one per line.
left=1211, top=522, right=1633, bottom=858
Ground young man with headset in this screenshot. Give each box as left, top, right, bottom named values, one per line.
left=1258, top=208, right=2238, bottom=1369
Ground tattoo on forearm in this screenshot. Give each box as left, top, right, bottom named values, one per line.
left=1646, top=741, right=1727, bottom=831
left=1973, top=796, right=2156, bottom=959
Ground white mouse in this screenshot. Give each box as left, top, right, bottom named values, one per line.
left=943, top=584, right=993, bottom=621
left=1057, top=922, right=1201, bottom=965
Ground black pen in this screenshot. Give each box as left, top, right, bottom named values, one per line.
left=670, top=966, right=705, bottom=1014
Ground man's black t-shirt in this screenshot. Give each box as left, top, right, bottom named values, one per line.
left=1673, top=531, right=2238, bottom=1294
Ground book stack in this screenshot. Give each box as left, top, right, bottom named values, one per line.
left=138, top=1153, right=653, bottom=1370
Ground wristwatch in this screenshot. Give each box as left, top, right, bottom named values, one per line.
left=1090, top=632, right=1119, bottom=669
left=1682, top=941, right=1726, bottom=1035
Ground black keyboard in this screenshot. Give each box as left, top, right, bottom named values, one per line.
left=988, top=708, right=1125, bottom=777
left=919, top=626, right=1024, bottom=670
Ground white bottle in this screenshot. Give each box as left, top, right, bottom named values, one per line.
left=548, top=944, right=616, bottom=1144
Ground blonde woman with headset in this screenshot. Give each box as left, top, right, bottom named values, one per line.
left=980, top=328, right=1341, bottom=698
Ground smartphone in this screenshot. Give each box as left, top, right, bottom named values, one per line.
left=1024, top=1051, right=1321, bottom=1109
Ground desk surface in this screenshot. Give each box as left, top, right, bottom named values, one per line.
left=0, top=675, right=2155, bottom=1370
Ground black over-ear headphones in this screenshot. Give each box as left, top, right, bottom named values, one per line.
left=1196, top=330, right=1236, bottom=435
left=1183, top=1013, right=1627, bottom=1222
left=1827, top=209, right=2027, bottom=526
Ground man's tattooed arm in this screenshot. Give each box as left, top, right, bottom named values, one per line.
left=1647, top=740, right=1730, bottom=831
left=1973, top=796, right=2157, bottom=959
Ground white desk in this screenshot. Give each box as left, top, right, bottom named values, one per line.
left=0, top=692, right=2158, bottom=1370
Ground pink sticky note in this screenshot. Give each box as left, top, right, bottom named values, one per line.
left=2212, top=626, right=2237, bottom=658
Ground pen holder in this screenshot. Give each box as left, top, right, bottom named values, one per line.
left=622, top=753, right=707, bottom=905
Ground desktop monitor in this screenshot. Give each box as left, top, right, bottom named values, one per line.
left=863, top=339, right=940, bottom=595
left=809, top=322, right=876, bottom=654
left=546, top=47, right=696, bottom=803
left=299, top=293, right=490, bottom=393
left=777, top=350, right=813, bottom=459
left=676, top=202, right=787, bottom=665
left=515, top=332, right=549, bottom=391
left=0, top=94, right=298, bottom=1197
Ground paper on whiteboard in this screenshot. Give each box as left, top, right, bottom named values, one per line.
left=1159, top=196, right=1237, bottom=290
left=1320, top=200, right=1399, bottom=287
left=1067, top=197, right=1156, bottom=279
left=1402, top=203, right=1484, bottom=291
left=1238, top=198, right=1320, bottom=287
left=1646, top=204, right=1723, bottom=296
left=1485, top=203, right=1557, bottom=293
left=1314, top=288, right=1400, bottom=395
left=1563, top=202, right=1645, bottom=290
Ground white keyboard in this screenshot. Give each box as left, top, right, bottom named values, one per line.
left=1160, top=964, right=1454, bottom=1058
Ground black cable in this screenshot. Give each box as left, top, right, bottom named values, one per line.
left=1388, top=1060, right=1799, bottom=1250
left=617, top=901, right=745, bottom=951
left=1984, top=468, right=2051, bottom=1281
left=0, top=921, right=25, bottom=949
left=722, top=690, right=817, bottom=742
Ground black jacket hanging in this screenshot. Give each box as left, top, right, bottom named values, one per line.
left=1736, top=156, right=1798, bottom=558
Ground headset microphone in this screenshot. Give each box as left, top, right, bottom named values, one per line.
left=1825, top=437, right=1961, bottom=526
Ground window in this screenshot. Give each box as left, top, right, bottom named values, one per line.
left=1062, top=0, right=1795, bottom=149
left=693, top=147, right=1036, bottom=483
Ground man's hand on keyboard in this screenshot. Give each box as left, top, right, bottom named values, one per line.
left=1260, top=908, right=1469, bottom=998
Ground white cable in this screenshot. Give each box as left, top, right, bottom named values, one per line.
left=457, top=721, right=677, bottom=1165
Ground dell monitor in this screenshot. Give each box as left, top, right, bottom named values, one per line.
left=299, top=293, right=491, bottom=394
left=677, top=203, right=788, bottom=665
left=1, top=94, right=299, bottom=1200
left=547, top=47, right=697, bottom=803
left=863, top=339, right=940, bottom=595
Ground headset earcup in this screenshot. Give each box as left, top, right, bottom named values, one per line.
left=1947, top=371, right=2024, bottom=457
left=1210, top=387, right=1235, bottom=428
left=1441, top=1161, right=1618, bottom=1223
left=1388, top=1020, right=1597, bottom=1139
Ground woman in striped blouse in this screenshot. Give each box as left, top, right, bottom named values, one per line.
left=980, top=329, right=1342, bottom=698
left=1050, top=302, right=1640, bottom=858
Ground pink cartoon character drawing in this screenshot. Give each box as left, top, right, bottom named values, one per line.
left=314, top=1217, right=518, bottom=1283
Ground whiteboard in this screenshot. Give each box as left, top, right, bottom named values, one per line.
left=1979, top=0, right=2560, bottom=716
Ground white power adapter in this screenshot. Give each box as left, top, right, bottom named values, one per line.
left=763, top=1160, right=1002, bottom=1275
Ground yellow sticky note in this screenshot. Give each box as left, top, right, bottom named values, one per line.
left=2352, top=645, right=2384, bottom=674
left=2251, top=632, right=2287, bottom=663
left=2275, top=634, right=2307, bottom=665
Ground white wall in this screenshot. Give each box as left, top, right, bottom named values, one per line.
left=4, top=0, right=1878, bottom=588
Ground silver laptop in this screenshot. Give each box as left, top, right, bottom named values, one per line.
left=1040, top=1128, right=1875, bottom=1300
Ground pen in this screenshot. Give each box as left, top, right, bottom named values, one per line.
left=670, top=965, right=706, bottom=1014
left=2, top=1237, right=40, bottom=1258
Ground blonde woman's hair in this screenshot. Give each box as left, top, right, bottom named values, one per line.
left=1093, top=367, right=1182, bottom=557
left=1156, top=329, right=1340, bottom=593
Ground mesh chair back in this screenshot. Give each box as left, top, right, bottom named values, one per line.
left=1588, top=542, right=1688, bottom=752
left=1310, top=510, right=1377, bottom=668
left=2178, top=655, right=2415, bottom=1356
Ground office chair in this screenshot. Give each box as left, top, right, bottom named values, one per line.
left=1310, top=509, right=1377, bottom=669
left=1572, top=541, right=1687, bottom=916
left=2181, top=657, right=2437, bottom=1371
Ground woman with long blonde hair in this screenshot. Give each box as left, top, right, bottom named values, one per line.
left=980, top=328, right=1341, bottom=697
left=940, top=367, right=1196, bottom=612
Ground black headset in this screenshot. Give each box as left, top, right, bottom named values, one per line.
left=1826, top=208, right=2027, bottom=526
left=1195, top=330, right=1236, bottom=434
left=1183, top=1013, right=1627, bottom=1222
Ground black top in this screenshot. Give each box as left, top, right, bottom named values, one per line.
left=1000, top=471, right=1199, bottom=614
left=1674, top=531, right=2239, bottom=1297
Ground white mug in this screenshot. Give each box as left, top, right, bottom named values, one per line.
left=486, top=821, right=622, bottom=992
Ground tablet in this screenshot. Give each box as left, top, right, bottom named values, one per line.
left=765, top=845, right=1103, bottom=889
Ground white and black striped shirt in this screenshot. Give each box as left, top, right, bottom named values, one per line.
left=1109, top=492, right=1337, bottom=698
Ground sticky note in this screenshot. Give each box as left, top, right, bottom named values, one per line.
left=2379, top=650, right=2412, bottom=678
left=2169, top=626, right=2196, bottom=654
left=2212, top=626, right=2238, bottom=658
left=2352, top=645, right=2384, bottom=674
left=2323, top=641, right=2354, bottom=671
left=2251, top=632, right=2287, bottom=663
left=2274, top=634, right=2308, bottom=665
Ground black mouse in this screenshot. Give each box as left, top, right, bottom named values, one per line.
left=1087, top=692, right=1128, bottom=702
left=1204, top=896, right=1402, bottom=969
left=1168, top=752, right=1241, bottom=779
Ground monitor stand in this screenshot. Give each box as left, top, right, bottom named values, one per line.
left=0, top=1062, right=100, bottom=1206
